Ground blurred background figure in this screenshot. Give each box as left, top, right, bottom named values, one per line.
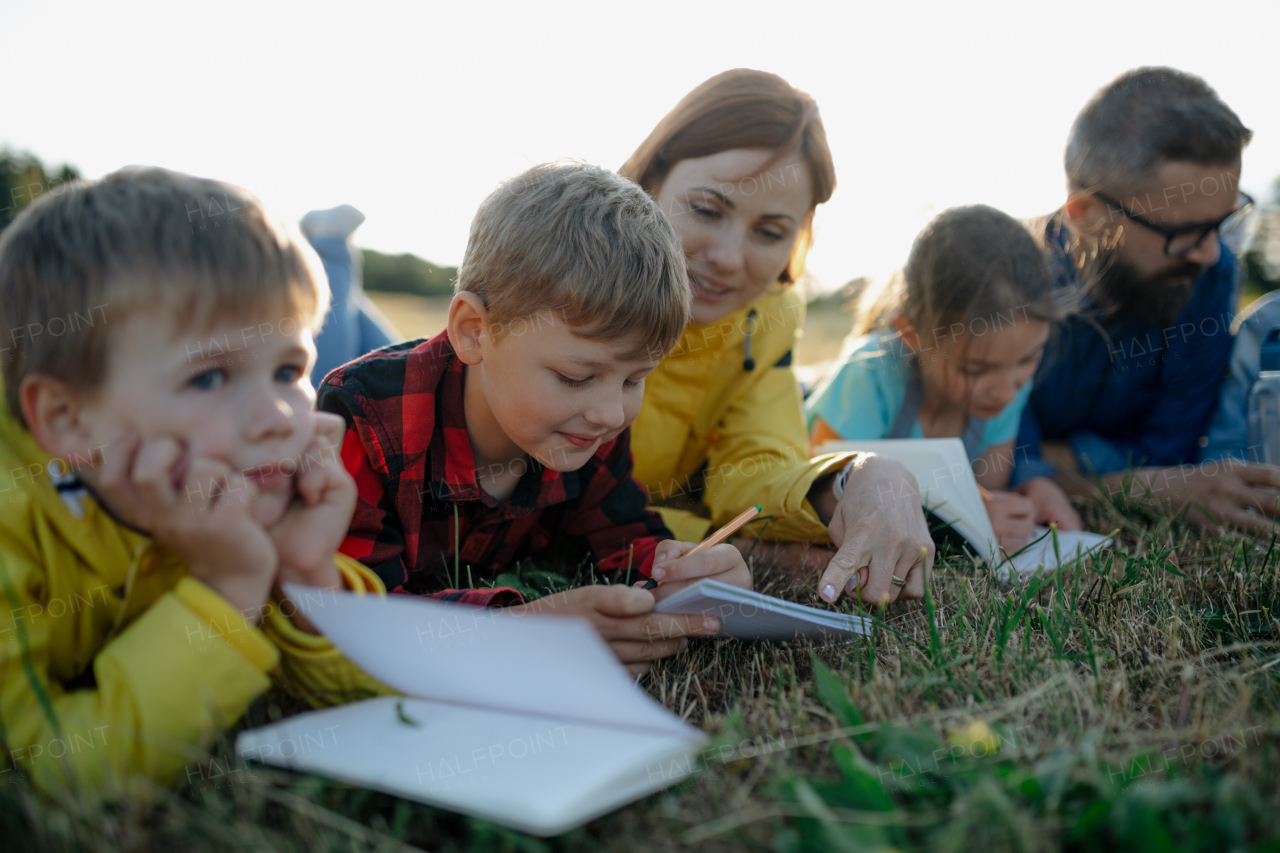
left=302, top=204, right=402, bottom=386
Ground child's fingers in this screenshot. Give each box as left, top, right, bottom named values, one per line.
left=97, top=431, right=139, bottom=485
left=1056, top=507, right=1084, bottom=531
left=991, top=492, right=1035, bottom=519
left=650, top=542, right=741, bottom=583
left=182, top=456, right=233, bottom=510
left=1010, top=495, right=1036, bottom=519
left=582, top=583, right=658, bottom=618
left=311, top=411, right=346, bottom=450
left=610, top=638, right=688, bottom=663
left=94, top=432, right=143, bottom=512
left=630, top=612, right=720, bottom=643
left=652, top=539, right=694, bottom=565
left=131, top=437, right=184, bottom=504
left=294, top=453, right=333, bottom=506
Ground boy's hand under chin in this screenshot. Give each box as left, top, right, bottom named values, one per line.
left=507, top=539, right=752, bottom=676
left=268, top=412, right=357, bottom=632
left=94, top=432, right=277, bottom=623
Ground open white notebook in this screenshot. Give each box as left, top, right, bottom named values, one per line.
left=656, top=579, right=869, bottom=640
left=235, top=586, right=706, bottom=836
left=817, top=438, right=1111, bottom=580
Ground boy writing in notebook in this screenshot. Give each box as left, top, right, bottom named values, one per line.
left=318, top=162, right=751, bottom=672
left=0, top=168, right=389, bottom=798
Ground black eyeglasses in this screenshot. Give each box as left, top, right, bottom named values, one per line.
left=1093, top=190, right=1254, bottom=259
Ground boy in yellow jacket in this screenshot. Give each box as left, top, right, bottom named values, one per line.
left=0, top=167, right=388, bottom=800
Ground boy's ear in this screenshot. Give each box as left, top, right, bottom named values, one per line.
left=20, top=374, right=98, bottom=461
left=448, top=292, right=491, bottom=366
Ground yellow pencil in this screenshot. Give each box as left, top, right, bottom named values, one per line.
left=642, top=504, right=761, bottom=589
left=977, top=485, right=994, bottom=502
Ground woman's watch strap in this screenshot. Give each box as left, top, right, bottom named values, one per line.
left=831, top=458, right=858, bottom=501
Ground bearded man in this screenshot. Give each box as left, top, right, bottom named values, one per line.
left=1012, top=67, right=1277, bottom=533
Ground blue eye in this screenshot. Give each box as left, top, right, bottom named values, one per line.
left=275, top=365, right=303, bottom=383
left=557, top=373, right=590, bottom=388
left=624, top=378, right=643, bottom=390
left=189, top=368, right=225, bottom=390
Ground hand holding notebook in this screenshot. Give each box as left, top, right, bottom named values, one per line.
left=818, top=438, right=1112, bottom=580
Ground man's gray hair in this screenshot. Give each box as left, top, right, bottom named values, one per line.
left=1065, top=67, right=1252, bottom=196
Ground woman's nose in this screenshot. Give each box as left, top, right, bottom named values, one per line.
left=703, top=226, right=745, bottom=275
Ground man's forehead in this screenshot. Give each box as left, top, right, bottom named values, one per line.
left=1132, top=160, right=1242, bottom=220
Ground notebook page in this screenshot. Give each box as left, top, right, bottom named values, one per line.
left=235, top=696, right=700, bottom=836
left=818, top=438, right=998, bottom=559
left=283, top=585, right=697, bottom=738
left=1002, top=527, right=1112, bottom=581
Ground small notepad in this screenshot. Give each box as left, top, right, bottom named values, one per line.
left=655, top=579, right=869, bottom=641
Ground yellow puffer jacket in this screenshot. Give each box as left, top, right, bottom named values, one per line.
left=632, top=284, right=854, bottom=543
left=0, top=405, right=391, bottom=801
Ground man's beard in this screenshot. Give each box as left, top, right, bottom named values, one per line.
left=1093, top=251, right=1203, bottom=328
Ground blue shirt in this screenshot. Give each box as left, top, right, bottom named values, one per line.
left=1200, top=290, right=1280, bottom=462
left=805, top=330, right=1033, bottom=457
left=1011, top=217, right=1238, bottom=484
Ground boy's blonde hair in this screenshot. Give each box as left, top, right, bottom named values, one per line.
left=456, top=162, right=690, bottom=361
left=0, top=167, right=328, bottom=424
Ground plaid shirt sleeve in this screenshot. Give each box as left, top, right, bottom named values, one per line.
left=321, top=375, right=523, bottom=608
left=560, top=428, right=673, bottom=577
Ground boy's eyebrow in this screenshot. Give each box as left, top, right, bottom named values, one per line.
left=567, top=357, right=611, bottom=370
left=566, top=356, right=658, bottom=373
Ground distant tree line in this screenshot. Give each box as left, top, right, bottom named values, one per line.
left=0, top=149, right=80, bottom=232
left=361, top=249, right=456, bottom=298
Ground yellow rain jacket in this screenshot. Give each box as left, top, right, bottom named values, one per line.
left=0, top=405, right=390, bottom=800
left=633, top=284, right=855, bottom=543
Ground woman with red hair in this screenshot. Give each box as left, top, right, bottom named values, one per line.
left=624, top=69, right=934, bottom=604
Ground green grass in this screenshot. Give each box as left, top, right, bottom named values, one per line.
left=6, top=478, right=1280, bottom=852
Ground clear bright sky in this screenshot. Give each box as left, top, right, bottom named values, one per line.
left=5, top=0, right=1278, bottom=292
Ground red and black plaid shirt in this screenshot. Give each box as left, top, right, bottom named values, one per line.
left=317, top=330, right=670, bottom=606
